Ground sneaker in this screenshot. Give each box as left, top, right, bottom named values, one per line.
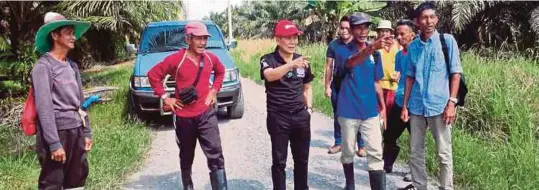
left=397, top=184, right=418, bottom=190
left=403, top=172, right=412, bottom=182
left=356, top=147, right=366, bottom=157
left=327, top=145, right=343, bottom=154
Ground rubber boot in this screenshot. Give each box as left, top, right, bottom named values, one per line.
left=368, top=170, right=386, bottom=190
left=342, top=163, right=355, bottom=190
left=181, top=169, right=194, bottom=190
left=383, top=145, right=400, bottom=173
left=210, top=169, right=227, bottom=190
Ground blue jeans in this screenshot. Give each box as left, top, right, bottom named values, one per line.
left=331, top=87, right=364, bottom=148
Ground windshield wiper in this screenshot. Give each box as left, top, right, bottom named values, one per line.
left=142, top=46, right=182, bottom=55
left=205, top=46, right=223, bottom=49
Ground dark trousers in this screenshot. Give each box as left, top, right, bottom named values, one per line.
left=382, top=104, right=410, bottom=171
left=37, top=127, right=88, bottom=190
left=174, top=108, right=225, bottom=172
left=267, top=109, right=311, bottom=190
left=383, top=89, right=396, bottom=115
left=331, top=88, right=363, bottom=147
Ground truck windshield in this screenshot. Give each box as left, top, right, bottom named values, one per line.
left=139, top=25, right=225, bottom=54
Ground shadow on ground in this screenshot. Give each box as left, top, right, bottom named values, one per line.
left=125, top=171, right=266, bottom=190
left=202, top=179, right=266, bottom=190
left=126, top=108, right=233, bottom=131
left=124, top=171, right=181, bottom=190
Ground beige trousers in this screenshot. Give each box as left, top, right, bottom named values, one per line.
left=338, top=116, right=384, bottom=171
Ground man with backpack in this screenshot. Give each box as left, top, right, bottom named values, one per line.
left=31, top=12, right=93, bottom=189
left=324, top=15, right=366, bottom=157
left=147, top=21, right=227, bottom=190
left=400, top=2, right=464, bottom=190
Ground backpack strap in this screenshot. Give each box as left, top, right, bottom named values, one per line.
left=440, top=33, right=450, bottom=73
left=174, top=51, right=188, bottom=81
left=192, top=55, right=204, bottom=86
left=174, top=51, right=208, bottom=88
left=204, top=52, right=213, bottom=68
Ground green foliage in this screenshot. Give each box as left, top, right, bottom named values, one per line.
left=0, top=44, right=38, bottom=87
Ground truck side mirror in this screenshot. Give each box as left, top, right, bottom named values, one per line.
left=125, top=44, right=138, bottom=54
left=227, top=40, right=237, bottom=50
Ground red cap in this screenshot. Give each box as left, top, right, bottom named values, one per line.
left=274, top=19, right=303, bottom=37
left=185, top=21, right=211, bottom=37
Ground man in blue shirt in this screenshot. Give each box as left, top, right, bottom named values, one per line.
left=324, top=15, right=366, bottom=156
left=383, top=19, right=415, bottom=175
left=400, top=2, right=463, bottom=190
left=338, top=12, right=392, bottom=190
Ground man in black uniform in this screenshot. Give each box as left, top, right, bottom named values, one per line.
left=260, top=19, right=314, bottom=190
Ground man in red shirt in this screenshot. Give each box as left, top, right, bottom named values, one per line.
left=147, top=21, right=227, bottom=190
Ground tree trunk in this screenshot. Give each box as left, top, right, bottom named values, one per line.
left=7, top=3, right=19, bottom=58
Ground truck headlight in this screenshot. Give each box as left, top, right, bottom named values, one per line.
left=224, top=69, right=239, bottom=82
left=133, top=76, right=151, bottom=88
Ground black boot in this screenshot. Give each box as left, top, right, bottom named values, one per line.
left=383, top=145, right=400, bottom=173
left=181, top=169, right=194, bottom=190
left=342, top=163, right=355, bottom=190
left=210, top=169, right=227, bottom=190
left=368, top=170, right=386, bottom=190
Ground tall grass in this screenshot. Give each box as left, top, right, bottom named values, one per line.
left=231, top=39, right=539, bottom=190
left=0, top=63, right=151, bottom=190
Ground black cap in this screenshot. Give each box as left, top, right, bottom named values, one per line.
left=349, top=12, right=373, bottom=26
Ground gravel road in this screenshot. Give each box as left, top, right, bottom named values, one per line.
left=123, top=77, right=437, bottom=190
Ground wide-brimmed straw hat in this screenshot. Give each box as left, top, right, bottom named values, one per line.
left=34, top=12, right=90, bottom=54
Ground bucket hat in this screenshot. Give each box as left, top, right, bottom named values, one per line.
left=376, top=20, right=394, bottom=31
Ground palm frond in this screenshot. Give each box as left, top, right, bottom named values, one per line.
left=529, top=6, right=539, bottom=36
left=451, top=1, right=493, bottom=32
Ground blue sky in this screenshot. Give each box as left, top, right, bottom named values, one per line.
left=185, top=0, right=245, bottom=20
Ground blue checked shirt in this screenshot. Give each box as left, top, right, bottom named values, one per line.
left=406, top=31, right=463, bottom=117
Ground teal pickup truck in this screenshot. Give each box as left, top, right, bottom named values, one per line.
left=126, top=20, right=244, bottom=119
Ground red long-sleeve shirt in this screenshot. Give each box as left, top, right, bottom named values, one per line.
left=148, top=48, right=225, bottom=118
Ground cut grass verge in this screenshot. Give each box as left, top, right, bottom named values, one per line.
left=231, top=39, right=539, bottom=190
left=0, top=62, right=151, bottom=189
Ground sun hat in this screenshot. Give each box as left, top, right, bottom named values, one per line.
left=376, top=20, right=394, bottom=31
left=185, top=21, right=211, bottom=37
left=274, top=19, right=303, bottom=37
left=34, top=12, right=90, bottom=54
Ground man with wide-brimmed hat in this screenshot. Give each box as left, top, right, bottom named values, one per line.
left=375, top=20, right=400, bottom=115
left=31, top=12, right=93, bottom=189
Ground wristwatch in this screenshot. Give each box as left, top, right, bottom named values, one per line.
left=160, top=93, right=170, bottom=100
left=307, top=107, right=313, bottom=114
left=449, top=97, right=458, bottom=104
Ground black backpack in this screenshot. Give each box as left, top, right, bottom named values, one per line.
left=440, top=33, right=468, bottom=107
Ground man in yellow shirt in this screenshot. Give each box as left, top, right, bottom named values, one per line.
left=376, top=20, right=400, bottom=113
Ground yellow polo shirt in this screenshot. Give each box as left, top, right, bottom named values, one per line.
left=378, top=43, right=400, bottom=90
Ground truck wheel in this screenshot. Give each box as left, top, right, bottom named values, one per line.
left=227, top=90, right=244, bottom=119
left=127, top=90, right=140, bottom=120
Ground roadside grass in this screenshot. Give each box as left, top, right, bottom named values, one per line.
left=0, top=62, right=151, bottom=190
left=231, top=39, right=539, bottom=190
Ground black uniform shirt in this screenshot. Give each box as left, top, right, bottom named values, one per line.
left=259, top=47, right=314, bottom=113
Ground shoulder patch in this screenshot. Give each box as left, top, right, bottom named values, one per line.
left=261, top=57, right=269, bottom=68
